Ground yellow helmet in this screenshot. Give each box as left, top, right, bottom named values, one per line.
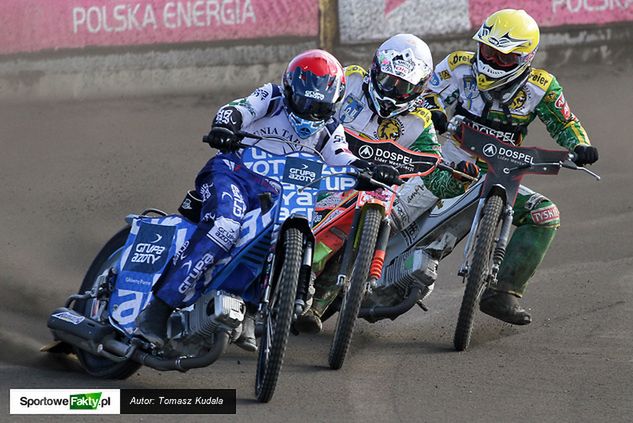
left=472, top=9, right=539, bottom=93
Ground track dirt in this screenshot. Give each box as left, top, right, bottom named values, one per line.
left=1, top=64, right=632, bottom=422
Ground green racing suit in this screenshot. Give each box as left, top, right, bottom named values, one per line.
left=423, top=50, right=592, bottom=298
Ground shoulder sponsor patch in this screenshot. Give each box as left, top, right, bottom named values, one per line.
left=344, top=65, right=367, bottom=78
left=409, top=107, right=432, bottom=127
left=529, top=69, right=553, bottom=91
left=447, top=51, right=474, bottom=71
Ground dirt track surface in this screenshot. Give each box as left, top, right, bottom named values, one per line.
left=1, top=65, right=632, bottom=422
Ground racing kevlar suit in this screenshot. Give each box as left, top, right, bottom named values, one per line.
left=423, top=50, right=592, bottom=300
left=307, top=65, right=470, bottom=321
left=152, top=83, right=358, bottom=310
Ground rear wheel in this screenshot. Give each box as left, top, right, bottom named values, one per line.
left=453, top=194, right=504, bottom=351
left=255, top=227, right=303, bottom=402
left=73, top=227, right=141, bottom=379
left=328, top=207, right=382, bottom=370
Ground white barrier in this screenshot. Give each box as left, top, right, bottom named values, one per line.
left=337, top=0, right=471, bottom=44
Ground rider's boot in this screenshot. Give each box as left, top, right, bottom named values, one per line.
left=479, top=289, right=531, bottom=325
left=294, top=276, right=341, bottom=334
left=235, top=309, right=257, bottom=352
left=479, top=224, right=557, bottom=325
left=134, top=296, right=174, bottom=348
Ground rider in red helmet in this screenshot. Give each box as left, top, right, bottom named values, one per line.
left=135, top=50, right=402, bottom=351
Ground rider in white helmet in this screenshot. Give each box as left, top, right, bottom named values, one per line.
left=294, top=34, right=479, bottom=333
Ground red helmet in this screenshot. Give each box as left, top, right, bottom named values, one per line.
left=282, top=50, right=345, bottom=137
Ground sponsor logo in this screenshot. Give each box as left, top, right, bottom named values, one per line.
left=339, top=95, right=364, bottom=123
left=530, top=73, right=549, bottom=88
left=124, top=223, right=175, bottom=274
left=358, top=145, right=374, bottom=159
left=555, top=93, right=571, bottom=120
left=253, top=87, right=269, bottom=100
left=430, top=72, right=441, bottom=87
left=483, top=144, right=498, bottom=157
left=181, top=198, right=192, bottom=210
left=229, top=184, right=246, bottom=218
left=178, top=253, right=214, bottom=294
left=354, top=143, right=414, bottom=168
left=216, top=108, right=239, bottom=125
left=377, top=118, right=403, bottom=140
left=52, top=311, right=85, bottom=325
left=468, top=121, right=518, bottom=144
left=510, top=89, right=527, bottom=110
left=304, top=90, right=325, bottom=100
left=482, top=144, right=534, bottom=164
left=451, top=53, right=471, bottom=66
left=531, top=204, right=560, bottom=225
left=282, top=157, right=323, bottom=187
left=206, top=217, right=240, bottom=252
left=439, top=70, right=451, bottom=80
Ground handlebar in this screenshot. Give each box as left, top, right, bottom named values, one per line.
left=203, top=127, right=327, bottom=161
left=447, top=115, right=600, bottom=181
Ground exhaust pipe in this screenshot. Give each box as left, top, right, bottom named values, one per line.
left=132, top=332, right=229, bottom=372
left=48, top=307, right=230, bottom=371
left=358, top=284, right=424, bottom=323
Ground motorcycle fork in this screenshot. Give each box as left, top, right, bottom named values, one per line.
left=294, top=239, right=314, bottom=319
left=488, top=204, right=514, bottom=286
left=336, top=207, right=361, bottom=288
left=368, top=219, right=391, bottom=287
left=458, top=198, right=486, bottom=277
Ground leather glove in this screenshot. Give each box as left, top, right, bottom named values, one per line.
left=430, top=110, right=448, bottom=135
left=573, top=145, right=598, bottom=166
left=207, top=106, right=243, bottom=152
left=355, top=164, right=402, bottom=191
left=452, top=160, right=479, bottom=181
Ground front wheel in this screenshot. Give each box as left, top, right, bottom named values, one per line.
left=73, top=227, right=141, bottom=379
left=453, top=194, right=504, bottom=351
left=328, top=207, right=382, bottom=370
left=255, top=227, right=303, bottom=403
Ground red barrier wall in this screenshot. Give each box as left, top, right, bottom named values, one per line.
left=0, top=0, right=318, bottom=55
left=469, top=0, right=633, bottom=28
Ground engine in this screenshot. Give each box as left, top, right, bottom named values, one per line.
left=166, top=290, right=246, bottom=355
left=364, top=233, right=458, bottom=308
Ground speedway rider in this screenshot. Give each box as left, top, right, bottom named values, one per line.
left=135, top=50, right=402, bottom=351
left=423, top=9, right=599, bottom=325
left=294, top=34, right=480, bottom=334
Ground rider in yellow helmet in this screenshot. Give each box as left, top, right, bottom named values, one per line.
left=423, top=9, right=599, bottom=325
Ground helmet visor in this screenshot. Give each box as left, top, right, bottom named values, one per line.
left=374, top=71, right=427, bottom=104
left=479, top=43, right=521, bottom=69
left=290, top=93, right=337, bottom=122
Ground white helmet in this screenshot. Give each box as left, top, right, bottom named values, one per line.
left=368, top=34, right=434, bottom=118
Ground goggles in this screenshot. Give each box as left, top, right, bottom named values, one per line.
left=479, top=43, right=521, bottom=69
left=374, top=71, right=427, bottom=104
left=290, top=93, right=337, bottom=122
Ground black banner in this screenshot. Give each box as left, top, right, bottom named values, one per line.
left=120, top=389, right=236, bottom=414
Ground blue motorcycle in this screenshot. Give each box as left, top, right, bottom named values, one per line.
left=45, top=129, right=359, bottom=402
